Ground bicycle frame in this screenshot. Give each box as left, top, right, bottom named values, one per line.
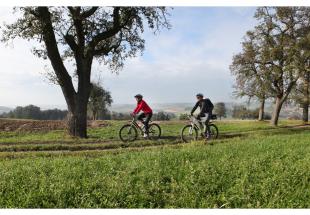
left=188, top=116, right=214, bottom=134
left=129, top=118, right=146, bottom=134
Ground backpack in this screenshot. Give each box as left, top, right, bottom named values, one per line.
left=205, top=98, right=214, bottom=111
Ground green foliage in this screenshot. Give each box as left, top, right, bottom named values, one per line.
left=179, top=113, right=188, bottom=120
left=88, top=82, right=113, bottom=120
left=232, top=105, right=271, bottom=120
left=153, top=112, right=176, bottom=121
left=214, top=102, right=227, bottom=119
left=0, top=105, right=67, bottom=120
left=110, top=112, right=132, bottom=120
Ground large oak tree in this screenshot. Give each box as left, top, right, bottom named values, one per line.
left=255, top=7, right=309, bottom=126
left=289, top=8, right=310, bottom=123
left=1, top=7, right=170, bottom=137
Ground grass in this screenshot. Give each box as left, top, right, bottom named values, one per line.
left=0, top=119, right=302, bottom=143
left=0, top=119, right=309, bottom=208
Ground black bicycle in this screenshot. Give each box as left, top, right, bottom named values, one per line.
left=119, top=117, right=161, bottom=142
left=181, top=114, right=219, bottom=143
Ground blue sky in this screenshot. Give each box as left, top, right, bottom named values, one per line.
left=0, top=7, right=258, bottom=108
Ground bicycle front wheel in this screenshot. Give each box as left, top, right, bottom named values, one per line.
left=148, top=123, right=161, bottom=140
left=181, top=125, right=198, bottom=143
left=119, top=124, right=138, bottom=142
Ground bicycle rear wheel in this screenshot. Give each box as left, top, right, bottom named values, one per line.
left=208, top=124, right=219, bottom=139
left=181, top=125, right=198, bottom=143
left=119, top=124, right=138, bottom=142
left=148, top=123, right=161, bottom=140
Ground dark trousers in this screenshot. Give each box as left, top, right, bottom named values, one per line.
left=137, top=112, right=153, bottom=133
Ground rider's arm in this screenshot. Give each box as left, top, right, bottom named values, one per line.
left=190, top=102, right=199, bottom=115
left=133, top=101, right=143, bottom=114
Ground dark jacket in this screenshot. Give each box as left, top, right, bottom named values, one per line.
left=191, top=98, right=213, bottom=116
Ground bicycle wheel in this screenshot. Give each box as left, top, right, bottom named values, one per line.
left=148, top=123, right=161, bottom=140
left=119, top=124, right=138, bottom=142
left=208, top=124, right=219, bottom=139
left=181, top=125, right=198, bottom=143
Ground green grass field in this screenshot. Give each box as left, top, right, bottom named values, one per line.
left=0, top=119, right=309, bottom=208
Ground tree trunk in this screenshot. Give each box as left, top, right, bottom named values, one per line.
left=302, top=72, right=309, bottom=123
left=67, top=95, right=88, bottom=138
left=258, top=98, right=265, bottom=121
left=271, top=97, right=284, bottom=126
left=92, top=110, right=97, bottom=121
left=302, top=103, right=308, bottom=124
left=66, top=58, right=93, bottom=138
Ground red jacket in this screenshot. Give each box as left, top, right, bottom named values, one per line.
left=133, top=100, right=153, bottom=114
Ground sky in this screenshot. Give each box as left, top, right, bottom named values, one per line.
left=0, top=7, right=258, bottom=108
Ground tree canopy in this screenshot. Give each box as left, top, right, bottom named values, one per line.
left=231, top=7, right=310, bottom=125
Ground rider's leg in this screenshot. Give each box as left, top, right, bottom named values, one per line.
left=143, top=113, right=153, bottom=134
left=205, top=111, right=212, bottom=135
left=197, top=113, right=206, bottom=131
left=137, top=113, right=146, bottom=124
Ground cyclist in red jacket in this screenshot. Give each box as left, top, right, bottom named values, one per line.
left=132, top=94, right=153, bottom=137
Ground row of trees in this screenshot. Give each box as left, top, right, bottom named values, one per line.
left=232, top=105, right=271, bottom=120
left=108, top=111, right=175, bottom=121
left=231, top=7, right=310, bottom=126
left=0, top=105, right=68, bottom=120
left=0, top=104, right=176, bottom=121
left=0, top=82, right=112, bottom=121
left=180, top=102, right=227, bottom=120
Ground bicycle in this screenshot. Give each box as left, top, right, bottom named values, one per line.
left=119, top=117, right=161, bottom=142
left=181, top=114, right=219, bottom=143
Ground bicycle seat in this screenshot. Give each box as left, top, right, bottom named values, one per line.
left=141, top=118, right=152, bottom=122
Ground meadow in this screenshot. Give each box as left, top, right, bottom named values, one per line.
left=0, top=119, right=309, bottom=208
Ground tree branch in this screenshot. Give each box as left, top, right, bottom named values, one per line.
left=64, top=33, right=79, bottom=53
left=68, top=7, right=85, bottom=49
left=81, top=7, right=98, bottom=18
left=88, top=7, right=133, bottom=51
left=36, top=7, right=76, bottom=109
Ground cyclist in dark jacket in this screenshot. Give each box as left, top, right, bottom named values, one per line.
left=191, top=93, right=214, bottom=137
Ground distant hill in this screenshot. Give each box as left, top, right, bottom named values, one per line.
left=0, top=106, right=13, bottom=114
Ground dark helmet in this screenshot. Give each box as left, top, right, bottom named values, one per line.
left=196, top=93, right=204, bottom=98
left=134, top=94, right=143, bottom=99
